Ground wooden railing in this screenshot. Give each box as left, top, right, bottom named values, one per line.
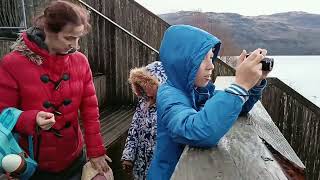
left=212, top=58, right=320, bottom=180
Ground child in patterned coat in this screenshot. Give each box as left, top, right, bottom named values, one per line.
left=121, top=61, right=167, bottom=180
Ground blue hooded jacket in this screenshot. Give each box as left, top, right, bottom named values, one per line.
left=147, top=25, right=266, bottom=180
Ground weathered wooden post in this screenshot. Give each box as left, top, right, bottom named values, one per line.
left=171, top=76, right=305, bottom=180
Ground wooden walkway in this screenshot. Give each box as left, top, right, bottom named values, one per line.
left=99, top=106, right=135, bottom=147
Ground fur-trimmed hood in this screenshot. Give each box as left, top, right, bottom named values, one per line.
left=129, top=67, right=159, bottom=97
left=11, top=29, right=44, bottom=65
left=128, top=61, right=167, bottom=97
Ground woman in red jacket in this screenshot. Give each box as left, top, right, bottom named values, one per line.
left=0, top=1, right=110, bottom=179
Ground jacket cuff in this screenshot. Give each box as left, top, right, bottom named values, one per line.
left=86, top=145, right=106, bottom=158
left=250, top=79, right=267, bottom=95
left=14, top=110, right=40, bottom=135
left=225, top=83, right=250, bottom=104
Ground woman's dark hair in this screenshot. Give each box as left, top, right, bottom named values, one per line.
left=34, top=0, right=91, bottom=33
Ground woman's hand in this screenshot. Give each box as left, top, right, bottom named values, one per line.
left=90, top=155, right=112, bottom=175
left=36, top=111, right=55, bottom=130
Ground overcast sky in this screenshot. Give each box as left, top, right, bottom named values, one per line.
left=135, top=0, right=319, bottom=16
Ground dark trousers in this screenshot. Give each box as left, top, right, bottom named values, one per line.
left=30, top=151, right=86, bottom=180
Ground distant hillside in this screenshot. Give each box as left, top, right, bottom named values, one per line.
left=160, top=11, right=320, bottom=55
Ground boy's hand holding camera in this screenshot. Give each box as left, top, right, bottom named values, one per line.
left=235, top=48, right=272, bottom=91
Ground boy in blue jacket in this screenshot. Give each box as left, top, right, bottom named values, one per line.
left=147, top=25, right=270, bottom=180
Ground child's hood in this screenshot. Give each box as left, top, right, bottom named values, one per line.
left=159, top=25, right=221, bottom=93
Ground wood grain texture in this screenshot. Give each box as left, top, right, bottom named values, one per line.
left=0, top=40, right=12, bottom=59
left=262, top=78, right=320, bottom=180
left=93, top=74, right=107, bottom=107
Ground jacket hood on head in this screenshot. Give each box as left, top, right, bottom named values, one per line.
left=129, top=67, right=159, bottom=97
left=128, top=61, right=167, bottom=97
left=159, top=25, right=221, bottom=93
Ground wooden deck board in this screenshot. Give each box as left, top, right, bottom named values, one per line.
left=80, top=105, right=135, bottom=148
left=99, top=106, right=135, bottom=147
